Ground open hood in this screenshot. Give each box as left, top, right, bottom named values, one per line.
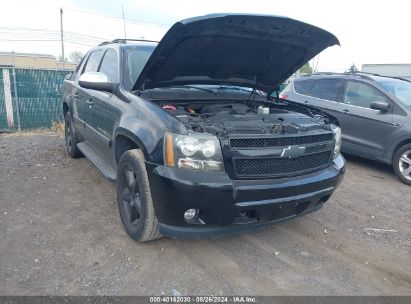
left=132, top=14, right=339, bottom=94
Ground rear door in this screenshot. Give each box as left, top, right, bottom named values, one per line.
left=303, top=78, right=344, bottom=115
left=337, top=80, right=395, bottom=160
left=287, top=78, right=345, bottom=125
left=65, top=53, right=88, bottom=137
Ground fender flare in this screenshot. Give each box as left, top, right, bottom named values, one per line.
left=113, top=127, right=151, bottom=161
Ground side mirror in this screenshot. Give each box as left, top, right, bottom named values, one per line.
left=64, top=73, right=72, bottom=80
left=370, top=101, right=389, bottom=112
left=79, top=72, right=116, bottom=92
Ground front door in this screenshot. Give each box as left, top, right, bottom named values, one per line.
left=86, top=49, right=121, bottom=168
left=337, top=80, right=395, bottom=160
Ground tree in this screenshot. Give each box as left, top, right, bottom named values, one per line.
left=68, top=51, right=84, bottom=63
left=300, top=63, right=313, bottom=74
left=347, top=64, right=359, bottom=74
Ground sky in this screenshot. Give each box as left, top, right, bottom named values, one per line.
left=0, top=0, right=410, bottom=72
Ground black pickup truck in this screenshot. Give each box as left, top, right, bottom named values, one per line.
left=62, top=14, right=345, bottom=241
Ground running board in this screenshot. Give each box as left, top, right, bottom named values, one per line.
left=77, top=142, right=117, bottom=181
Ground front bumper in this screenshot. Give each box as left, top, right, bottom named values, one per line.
left=146, top=155, right=345, bottom=238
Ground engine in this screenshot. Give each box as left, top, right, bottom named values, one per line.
left=161, top=102, right=328, bottom=137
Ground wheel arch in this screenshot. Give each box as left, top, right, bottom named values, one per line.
left=387, top=137, right=411, bottom=164
left=114, top=128, right=150, bottom=164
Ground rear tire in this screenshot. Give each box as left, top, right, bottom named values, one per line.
left=64, top=113, right=82, bottom=158
left=116, top=149, right=161, bottom=241
left=393, top=143, right=411, bottom=186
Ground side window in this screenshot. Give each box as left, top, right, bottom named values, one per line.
left=309, top=79, right=341, bottom=101
left=294, top=80, right=314, bottom=95
left=343, top=81, right=389, bottom=109
left=99, top=49, right=119, bottom=82
left=70, top=54, right=87, bottom=80
left=82, top=50, right=104, bottom=74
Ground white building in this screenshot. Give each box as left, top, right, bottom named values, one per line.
left=361, top=63, right=411, bottom=81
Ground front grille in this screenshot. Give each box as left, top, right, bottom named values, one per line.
left=234, top=151, right=331, bottom=178
left=230, top=133, right=333, bottom=149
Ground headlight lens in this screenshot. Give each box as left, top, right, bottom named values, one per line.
left=176, top=137, right=198, bottom=157
left=201, top=140, right=216, bottom=158
left=331, top=124, right=341, bottom=159
left=164, top=132, right=224, bottom=171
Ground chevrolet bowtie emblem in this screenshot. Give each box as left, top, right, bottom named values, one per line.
left=281, top=146, right=306, bottom=158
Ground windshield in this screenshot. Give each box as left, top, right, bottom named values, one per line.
left=125, top=45, right=156, bottom=90
left=379, top=79, right=411, bottom=107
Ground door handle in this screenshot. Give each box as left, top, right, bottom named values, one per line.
left=342, top=109, right=349, bottom=113
left=304, top=100, right=310, bottom=104
left=392, top=122, right=404, bottom=128
left=86, top=99, right=94, bottom=105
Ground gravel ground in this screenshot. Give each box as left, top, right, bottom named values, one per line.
left=0, top=132, right=410, bottom=296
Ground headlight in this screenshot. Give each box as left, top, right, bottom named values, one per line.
left=164, top=132, right=224, bottom=171
left=331, top=124, right=341, bottom=159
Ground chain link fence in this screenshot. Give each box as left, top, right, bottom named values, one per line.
left=0, top=66, right=288, bottom=132
left=0, top=66, right=73, bottom=132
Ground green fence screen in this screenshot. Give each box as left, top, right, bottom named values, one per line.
left=0, top=66, right=73, bottom=131
left=0, top=66, right=287, bottom=132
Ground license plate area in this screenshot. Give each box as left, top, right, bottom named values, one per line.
left=237, top=201, right=312, bottom=223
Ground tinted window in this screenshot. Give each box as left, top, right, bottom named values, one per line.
left=343, top=81, right=388, bottom=108
left=70, top=54, right=86, bottom=80
left=99, top=49, right=118, bottom=82
left=294, top=80, right=314, bottom=95
left=125, top=46, right=156, bottom=90
left=83, top=50, right=104, bottom=74
left=309, top=79, right=341, bottom=101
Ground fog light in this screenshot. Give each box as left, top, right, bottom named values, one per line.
left=184, top=209, right=198, bottom=221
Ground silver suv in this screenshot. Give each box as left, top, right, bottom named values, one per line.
left=281, top=72, right=411, bottom=185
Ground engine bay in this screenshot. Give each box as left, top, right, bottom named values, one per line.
left=160, top=101, right=330, bottom=137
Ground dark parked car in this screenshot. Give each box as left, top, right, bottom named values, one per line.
left=62, top=14, right=345, bottom=241
left=281, top=73, right=411, bottom=185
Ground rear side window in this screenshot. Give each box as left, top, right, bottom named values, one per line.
left=82, top=50, right=104, bottom=74
left=309, top=79, right=341, bottom=101
left=99, top=49, right=119, bottom=82
left=294, top=80, right=314, bottom=95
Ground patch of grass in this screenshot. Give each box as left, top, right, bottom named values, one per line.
left=0, top=121, right=65, bottom=137
left=51, top=121, right=65, bottom=136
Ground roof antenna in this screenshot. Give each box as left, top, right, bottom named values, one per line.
left=122, top=5, right=127, bottom=39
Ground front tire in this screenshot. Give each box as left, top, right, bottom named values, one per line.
left=393, top=143, right=411, bottom=186
left=116, top=149, right=161, bottom=241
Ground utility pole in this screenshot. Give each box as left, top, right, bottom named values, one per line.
left=60, top=8, right=65, bottom=70
left=11, top=51, right=21, bottom=131
left=122, top=5, right=127, bottom=39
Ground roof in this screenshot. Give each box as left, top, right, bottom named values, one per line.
left=98, top=38, right=159, bottom=47
left=365, top=74, right=411, bottom=83
left=0, top=51, right=77, bottom=70
left=0, top=52, right=56, bottom=59
left=296, top=72, right=410, bottom=83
